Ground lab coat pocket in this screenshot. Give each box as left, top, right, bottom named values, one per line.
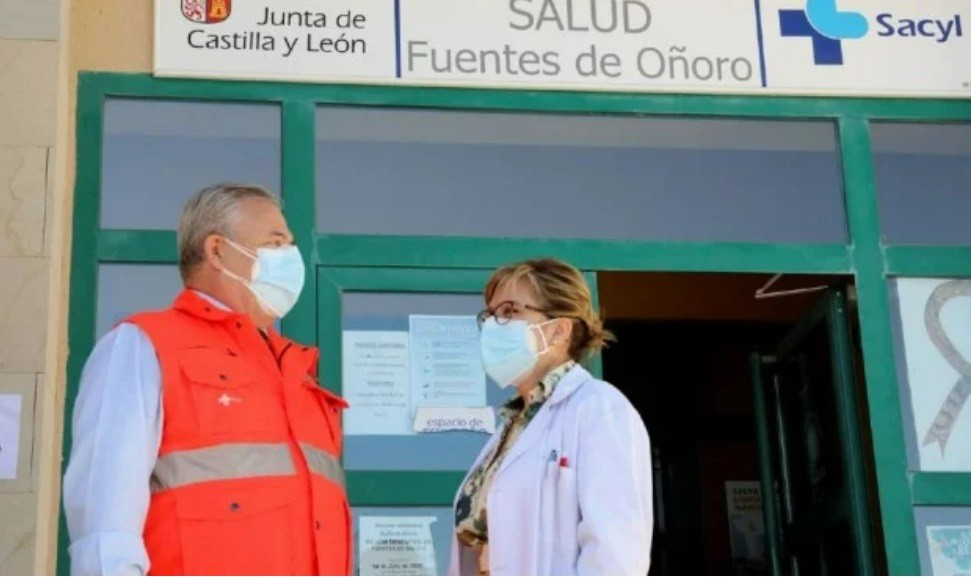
left=541, top=461, right=558, bottom=541
left=554, top=466, right=580, bottom=571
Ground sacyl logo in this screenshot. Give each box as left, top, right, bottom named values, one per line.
left=780, top=0, right=965, bottom=66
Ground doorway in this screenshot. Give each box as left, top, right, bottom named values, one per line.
left=599, top=272, right=885, bottom=576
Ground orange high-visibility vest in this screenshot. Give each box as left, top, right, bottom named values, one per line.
left=128, top=290, right=350, bottom=576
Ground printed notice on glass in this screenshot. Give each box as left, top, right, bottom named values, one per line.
left=0, top=394, right=23, bottom=480
left=725, top=481, right=766, bottom=574
left=414, top=406, right=496, bottom=434
left=409, top=315, right=486, bottom=410
left=927, top=525, right=971, bottom=575
left=342, top=331, right=411, bottom=436
left=360, top=516, right=437, bottom=576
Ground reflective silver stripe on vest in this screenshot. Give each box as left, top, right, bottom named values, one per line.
left=299, top=443, right=345, bottom=489
left=151, top=443, right=296, bottom=492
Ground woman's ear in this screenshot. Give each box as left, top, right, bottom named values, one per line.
left=553, top=317, right=573, bottom=345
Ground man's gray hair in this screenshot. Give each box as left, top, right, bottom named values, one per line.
left=177, top=183, right=280, bottom=281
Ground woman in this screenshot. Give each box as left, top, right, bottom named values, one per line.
left=450, top=258, right=653, bottom=576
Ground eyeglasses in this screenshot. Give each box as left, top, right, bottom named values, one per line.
left=476, top=300, right=550, bottom=329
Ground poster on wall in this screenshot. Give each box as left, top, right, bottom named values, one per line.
left=895, top=278, right=971, bottom=472
left=927, top=525, right=971, bottom=575
left=359, top=516, right=438, bottom=576
left=342, top=331, right=411, bottom=435
left=341, top=315, right=489, bottom=436
left=408, top=315, right=486, bottom=410
left=725, top=481, right=766, bottom=575
left=156, top=0, right=971, bottom=98
left=0, top=394, right=23, bottom=480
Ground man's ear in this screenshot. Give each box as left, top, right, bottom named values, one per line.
left=203, top=234, right=223, bottom=270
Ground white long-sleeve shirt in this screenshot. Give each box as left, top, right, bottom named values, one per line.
left=63, top=322, right=162, bottom=576
left=63, top=293, right=229, bottom=576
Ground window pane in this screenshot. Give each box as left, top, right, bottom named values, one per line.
left=352, top=507, right=453, bottom=576
left=96, top=264, right=183, bottom=337
left=889, top=277, right=971, bottom=472
left=101, top=99, right=281, bottom=230
left=872, top=123, right=971, bottom=245
left=341, top=292, right=504, bottom=472
left=316, top=107, right=846, bottom=243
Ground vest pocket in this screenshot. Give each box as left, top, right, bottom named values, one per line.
left=175, top=484, right=299, bottom=575
left=180, top=352, right=275, bottom=434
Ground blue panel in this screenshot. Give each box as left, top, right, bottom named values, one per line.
left=871, top=122, right=971, bottom=246
left=316, top=108, right=845, bottom=243
left=101, top=99, right=281, bottom=230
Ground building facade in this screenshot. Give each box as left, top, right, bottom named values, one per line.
left=0, top=0, right=969, bottom=575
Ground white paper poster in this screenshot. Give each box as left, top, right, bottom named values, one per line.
left=0, top=394, right=23, bottom=480
left=409, top=315, right=486, bottom=410
left=359, top=516, right=438, bottom=576
left=927, top=525, right=971, bottom=575
left=725, top=481, right=766, bottom=573
left=895, top=278, right=971, bottom=471
left=413, top=406, right=496, bottom=434
left=342, top=331, right=411, bottom=436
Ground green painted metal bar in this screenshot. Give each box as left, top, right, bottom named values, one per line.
left=97, top=230, right=178, bottom=262
left=82, top=72, right=971, bottom=121
left=346, top=471, right=466, bottom=506
left=323, top=267, right=492, bottom=293
left=826, top=289, right=877, bottom=574
left=316, top=268, right=343, bottom=397
left=97, top=229, right=853, bottom=274
left=839, top=117, right=920, bottom=575
left=280, top=100, right=318, bottom=345
left=317, top=236, right=853, bottom=273
left=750, top=353, right=784, bottom=576
left=583, top=271, right=603, bottom=379
left=770, top=373, right=799, bottom=575
left=885, top=246, right=971, bottom=277
left=58, top=76, right=108, bottom=577
left=910, top=473, right=971, bottom=505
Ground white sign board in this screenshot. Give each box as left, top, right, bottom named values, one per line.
left=156, top=0, right=971, bottom=97
left=359, top=516, right=438, bottom=576
left=0, top=394, right=23, bottom=480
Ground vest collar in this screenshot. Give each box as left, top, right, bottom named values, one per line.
left=174, top=289, right=244, bottom=324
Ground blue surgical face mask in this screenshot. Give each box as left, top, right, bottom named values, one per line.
left=479, top=318, right=555, bottom=388
left=221, top=238, right=306, bottom=318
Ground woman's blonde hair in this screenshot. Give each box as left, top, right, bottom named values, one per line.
left=484, top=258, right=614, bottom=361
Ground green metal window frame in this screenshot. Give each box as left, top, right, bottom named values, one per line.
left=60, top=70, right=971, bottom=575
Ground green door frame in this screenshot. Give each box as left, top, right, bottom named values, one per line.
left=60, top=70, right=971, bottom=574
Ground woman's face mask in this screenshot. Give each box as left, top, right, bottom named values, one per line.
left=479, top=317, right=557, bottom=388
left=220, top=238, right=306, bottom=318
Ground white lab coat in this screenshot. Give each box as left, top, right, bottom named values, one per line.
left=449, top=365, right=654, bottom=576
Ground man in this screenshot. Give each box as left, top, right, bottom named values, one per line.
left=64, top=184, right=350, bottom=576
